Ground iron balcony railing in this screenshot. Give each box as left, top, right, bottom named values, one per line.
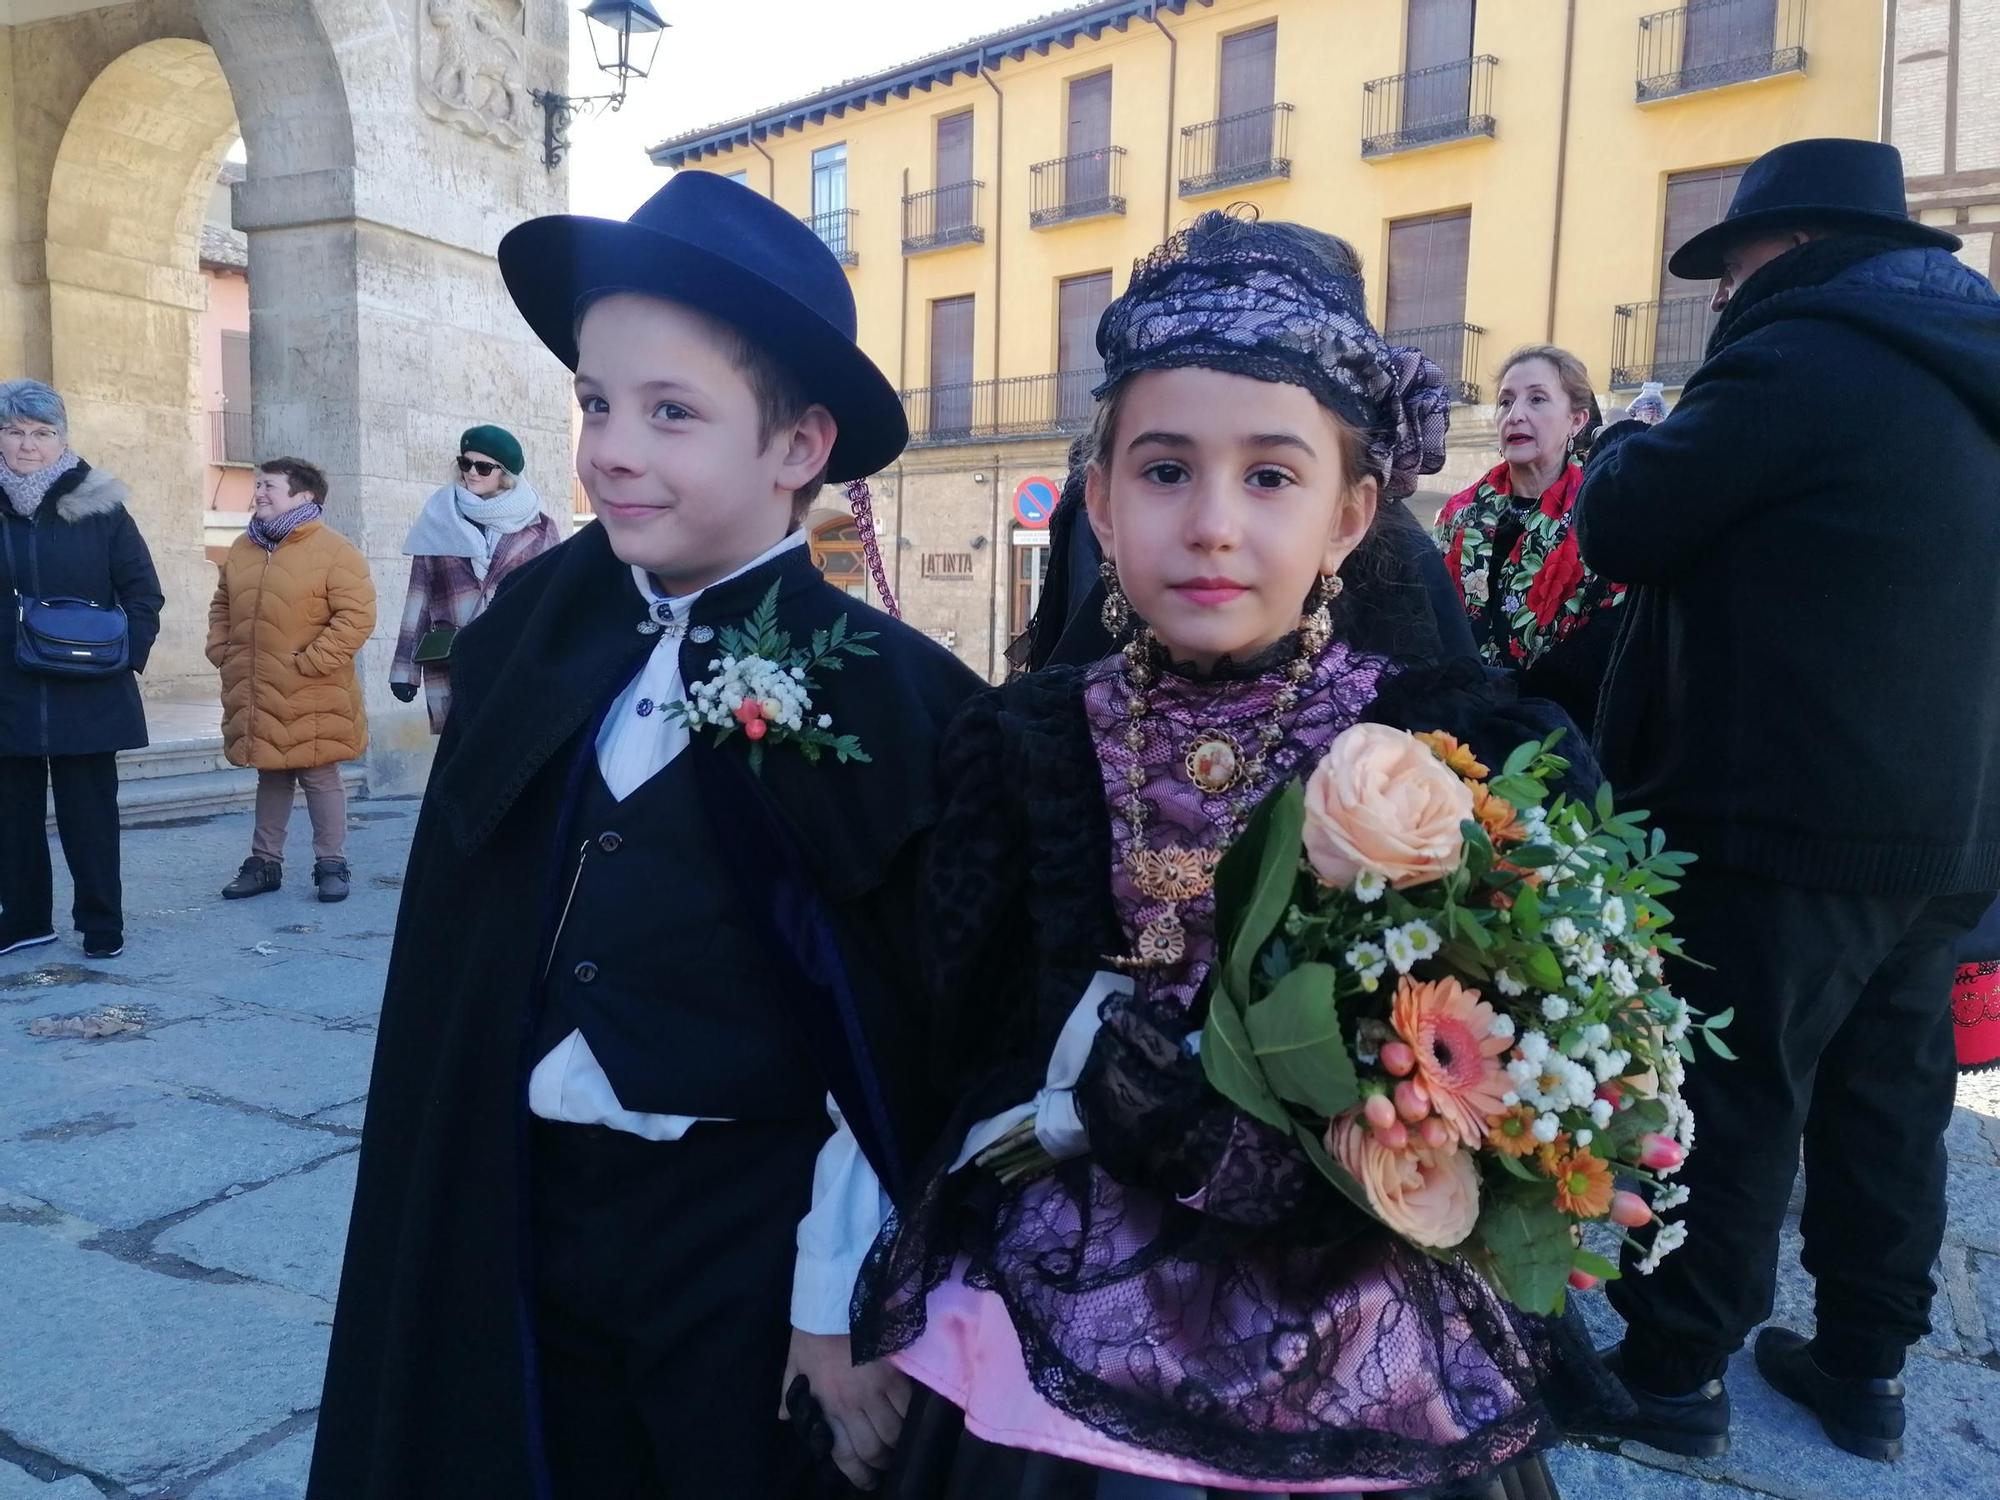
left=1610, top=296, right=1717, bottom=389
left=1178, top=103, right=1293, bottom=197
left=902, top=181, right=985, bottom=254
left=806, top=208, right=858, bottom=266
left=1029, top=146, right=1128, bottom=228
left=900, top=369, right=1105, bottom=446
left=207, top=408, right=253, bottom=466
left=1637, top=0, right=1806, bottom=102
left=1385, top=322, right=1486, bottom=406
left=1363, top=55, right=1498, bottom=158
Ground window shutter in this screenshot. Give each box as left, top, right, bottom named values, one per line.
left=1660, top=165, right=1748, bottom=298
left=1056, top=272, right=1112, bottom=427
left=1217, top=23, right=1278, bottom=171
left=1684, top=0, right=1776, bottom=74
left=929, top=295, right=976, bottom=435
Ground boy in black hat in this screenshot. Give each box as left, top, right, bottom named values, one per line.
left=309, top=172, right=980, bottom=1499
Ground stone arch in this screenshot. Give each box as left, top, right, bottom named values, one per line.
left=43, top=37, right=243, bottom=692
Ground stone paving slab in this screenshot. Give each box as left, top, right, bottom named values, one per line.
left=158, top=1151, right=358, bottom=1304
left=219, top=954, right=385, bottom=1021
left=307, top=1098, right=366, bottom=1131
left=50, top=1012, right=378, bottom=1120
left=1944, top=1158, right=2000, bottom=1254
left=0, top=1224, right=328, bottom=1495
left=1547, top=1445, right=1736, bottom=1498
left=0, top=1466, right=101, bottom=1499
left=0, top=1092, right=345, bottom=1231
left=186, top=1428, right=317, bottom=1500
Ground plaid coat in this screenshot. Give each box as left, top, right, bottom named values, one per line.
left=389, top=512, right=562, bottom=732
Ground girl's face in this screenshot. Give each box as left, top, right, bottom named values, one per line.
left=1494, top=357, right=1587, bottom=471
left=1085, top=367, right=1376, bottom=673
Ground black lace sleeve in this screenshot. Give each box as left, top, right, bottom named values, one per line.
left=1076, top=989, right=1369, bottom=1241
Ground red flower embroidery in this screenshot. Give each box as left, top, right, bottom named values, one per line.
left=1524, top=530, right=1585, bottom=628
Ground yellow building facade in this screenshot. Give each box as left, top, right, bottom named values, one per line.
left=655, top=0, right=1883, bottom=679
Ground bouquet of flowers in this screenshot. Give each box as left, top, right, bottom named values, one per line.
left=1195, top=723, right=1730, bottom=1315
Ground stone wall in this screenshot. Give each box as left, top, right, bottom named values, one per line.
left=1, top=0, right=575, bottom=792
left=1891, top=0, right=2000, bottom=283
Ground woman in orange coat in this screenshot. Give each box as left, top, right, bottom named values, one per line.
left=206, top=457, right=376, bottom=903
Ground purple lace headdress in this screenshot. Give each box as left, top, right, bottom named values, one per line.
left=1094, top=211, right=1450, bottom=501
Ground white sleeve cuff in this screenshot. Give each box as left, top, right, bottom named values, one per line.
left=790, top=1097, right=893, bottom=1335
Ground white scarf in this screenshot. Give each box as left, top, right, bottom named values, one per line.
left=401, top=479, right=545, bottom=580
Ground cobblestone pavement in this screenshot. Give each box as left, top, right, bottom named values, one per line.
left=2, top=801, right=1998, bottom=1497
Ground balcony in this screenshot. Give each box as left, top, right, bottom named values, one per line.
left=806, top=208, right=858, bottom=266
left=1030, top=147, right=1128, bottom=228
left=1610, top=296, right=1717, bottom=389
left=902, top=181, right=984, bottom=255
left=1637, top=0, right=1806, bottom=103
left=1178, top=103, right=1293, bottom=197
left=207, top=408, right=253, bottom=466
left=1385, top=322, right=1486, bottom=405
left=1363, top=55, right=1498, bottom=158
left=900, top=369, right=1103, bottom=447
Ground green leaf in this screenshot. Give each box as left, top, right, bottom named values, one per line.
left=1597, top=1095, right=1667, bottom=1159
left=1473, top=1184, right=1574, bottom=1315
left=1502, top=739, right=1540, bottom=778
left=1702, top=1029, right=1738, bottom=1062
left=1218, top=783, right=1306, bottom=1004
left=1293, top=1120, right=1382, bottom=1223
left=1705, top=1006, right=1735, bottom=1030
left=1512, top=882, right=1543, bottom=934
left=1573, top=1247, right=1620, bottom=1282
left=1502, top=843, right=1559, bottom=870
left=1199, top=987, right=1291, bottom=1131
left=1245, top=964, right=1358, bottom=1118
left=1523, top=944, right=1565, bottom=990
left=1594, top=781, right=1616, bottom=822
left=1489, top=774, right=1545, bottom=807
left=1493, top=1148, right=1540, bottom=1182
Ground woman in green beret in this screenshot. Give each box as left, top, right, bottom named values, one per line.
left=390, top=424, right=561, bottom=732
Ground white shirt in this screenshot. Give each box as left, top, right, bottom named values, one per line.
left=524, top=530, right=884, bottom=1331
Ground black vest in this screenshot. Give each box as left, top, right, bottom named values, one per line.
left=535, top=749, right=825, bottom=1121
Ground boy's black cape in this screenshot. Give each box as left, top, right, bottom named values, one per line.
left=307, top=522, right=979, bottom=1500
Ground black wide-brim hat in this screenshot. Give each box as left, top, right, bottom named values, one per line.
left=1670, top=137, right=1960, bottom=281
left=499, top=170, right=906, bottom=481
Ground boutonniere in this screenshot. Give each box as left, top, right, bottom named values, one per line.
left=669, top=582, right=876, bottom=771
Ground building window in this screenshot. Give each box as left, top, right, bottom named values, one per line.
left=1660, top=164, right=1748, bottom=298
left=1611, top=163, right=1749, bottom=388
left=1385, top=209, right=1479, bottom=401
left=1011, top=532, right=1051, bottom=640
left=935, top=109, right=976, bottom=234
left=1216, top=22, right=1278, bottom=176
left=812, top=143, right=847, bottom=219
left=210, top=329, right=253, bottom=465
left=1404, top=0, right=1476, bottom=121
left=810, top=518, right=870, bottom=599
left=1056, top=272, right=1112, bottom=429
left=926, top=294, right=976, bottom=439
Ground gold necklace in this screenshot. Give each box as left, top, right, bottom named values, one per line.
left=1112, top=587, right=1335, bottom=970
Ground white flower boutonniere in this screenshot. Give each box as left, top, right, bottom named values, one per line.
left=669, top=582, right=876, bottom=772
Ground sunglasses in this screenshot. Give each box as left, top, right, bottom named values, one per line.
left=457, top=456, right=503, bottom=477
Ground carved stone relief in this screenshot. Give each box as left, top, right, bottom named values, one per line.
left=417, top=0, right=533, bottom=147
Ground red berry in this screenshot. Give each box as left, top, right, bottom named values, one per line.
left=1363, top=1093, right=1397, bottom=1130
left=744, top=718, right=768, bottom=741
left=1568, top=1268, right=1600, bottom=1292
left=1380, top=1041, right=1416, bottom=1077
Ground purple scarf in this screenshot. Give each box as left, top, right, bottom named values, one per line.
left=247, top=501, right=322, bottom=551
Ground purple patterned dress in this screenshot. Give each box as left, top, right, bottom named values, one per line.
left=868, top=641, right=1562, bottom=1490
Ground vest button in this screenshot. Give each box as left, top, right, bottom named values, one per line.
left=598, top=831, right=623, bottom=853
left=573, top=961, right=599, bottom=984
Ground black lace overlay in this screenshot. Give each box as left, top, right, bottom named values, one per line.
left=853, top=659, right=1617, bottom=1485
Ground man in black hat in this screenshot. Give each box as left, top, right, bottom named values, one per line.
left=308, top=172, right=981, bottom=1499
left=1575, top=138, right=2000, bottom=1462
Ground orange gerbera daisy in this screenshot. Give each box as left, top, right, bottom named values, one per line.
left=1415, top=730, right=1488, bottom=781
left=1486, top=1105, right=1540, bottom=1158
left=1534, top=1139, right=1571, bottom=1176
left=1552, top=1148, right=1615, bottom=1219
left=1470, top=784, right=1527, bottom=846
left=1391, top=976, right=1513, bottom=1146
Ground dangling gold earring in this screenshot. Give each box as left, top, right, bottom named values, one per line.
left=1099, top=558, right=1131, bottom=638
left=1301, top=572, right=1341, bottom=651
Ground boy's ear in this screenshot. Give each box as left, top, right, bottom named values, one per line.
left=779, top=405, right=837, bottom=489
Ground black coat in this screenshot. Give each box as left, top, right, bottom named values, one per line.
left=308, top=524, right=981, bottom=1500
left=0, top=464, right=163, bottom=758
left=1579, top=242, right=2000, bottom=895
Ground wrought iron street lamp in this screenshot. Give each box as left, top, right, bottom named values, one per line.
left=531, top=0, right=667, bottom=169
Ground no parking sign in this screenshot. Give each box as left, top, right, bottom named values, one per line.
left=1013, top=475, right=1058, bottom=529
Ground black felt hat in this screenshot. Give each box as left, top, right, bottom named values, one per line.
left=498, top=170, right=905, bottom=481
left=1669, top=138, right=1960, bottom=281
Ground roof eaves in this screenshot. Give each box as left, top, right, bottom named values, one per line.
left=648, top=0, right=1200, bottom=168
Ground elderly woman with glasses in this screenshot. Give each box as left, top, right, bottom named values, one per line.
left=389, top=424, right=559, bottom=732
left=0, top=379, right=163, bottom=960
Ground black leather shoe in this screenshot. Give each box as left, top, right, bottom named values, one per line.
left=1756, top=1326, right=1905, bottom=1462
left=1571, top=1343, right=1731, bottom=1457
left=83, top=932, right=124, bottom=959
left=222, top=857, right=282, bottom=900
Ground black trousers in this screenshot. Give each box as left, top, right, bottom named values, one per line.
left=0, top=752, right=121, bottom=939
left=1610, top=868, right=1994, bottom=1387
left=527, top=1117, right=824, bottom=1499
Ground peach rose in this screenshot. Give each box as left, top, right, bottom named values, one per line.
left=1301, top=724, right=1475, bottom=889
left=1330, top=1114, right=1481, bottom=1249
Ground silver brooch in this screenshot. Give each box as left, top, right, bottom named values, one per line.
left=636, top=619, right=662, bottom=636
left=689, top=625, right=715, bottom=645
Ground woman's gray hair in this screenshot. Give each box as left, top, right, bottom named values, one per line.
left=0, top=379, right=68, bottom=433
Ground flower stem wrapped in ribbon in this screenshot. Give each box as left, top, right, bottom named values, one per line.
left=1197, top=723, right=1730, bottom=1314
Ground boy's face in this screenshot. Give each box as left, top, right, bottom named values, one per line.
left=574, top=293, right=834, bottom=595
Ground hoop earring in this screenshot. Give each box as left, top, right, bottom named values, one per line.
left=1099, top=558, right=1132, bottom=639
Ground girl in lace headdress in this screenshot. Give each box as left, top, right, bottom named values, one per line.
left=849, top=213, right=1612, bottom=1498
